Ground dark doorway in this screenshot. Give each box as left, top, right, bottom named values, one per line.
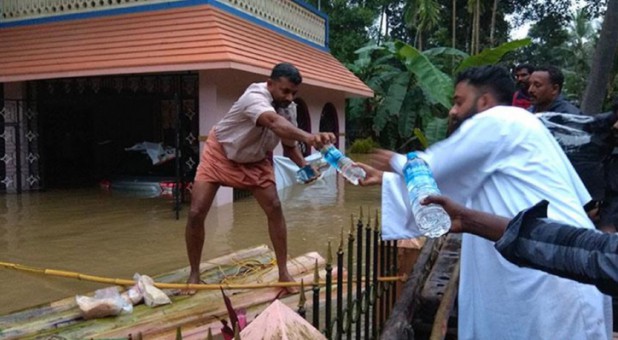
left=35, top=75, right=199, bottom=190
left=295, top=98, right=311, bottom=156
left=319, top=103, right=339, bottom=148
left=39, top=92, right=158, bottom=188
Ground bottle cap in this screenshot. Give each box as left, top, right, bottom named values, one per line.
left=407, top=152, right=418, bottom=160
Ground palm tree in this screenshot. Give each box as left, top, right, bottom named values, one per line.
left=562, top=9, right=597, bottom=102
left=468, top=0, right=482, bottom=54
left=404, top=0, right=440, bottom=51
left=489, top=0, right=499, bottom=46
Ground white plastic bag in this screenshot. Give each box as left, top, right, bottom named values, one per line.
left=136, top=274, right=171, bottom=307
left=120, top=274, right=145, bottom=305
left=76, top=287, right=132, bottom=319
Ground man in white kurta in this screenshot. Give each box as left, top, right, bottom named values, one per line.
left=374, top=66, right=612, bottom=339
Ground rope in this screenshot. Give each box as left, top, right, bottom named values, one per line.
left=0, top=261, right=406, bottom=291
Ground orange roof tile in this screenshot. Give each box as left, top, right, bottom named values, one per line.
left=0, top=5, right=373, bottom=97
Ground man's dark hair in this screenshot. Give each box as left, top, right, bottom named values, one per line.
left=514, top=63, right=535, bottom=74
left=455, top=65, right=515, bottom=105
left=535, top=66, right=564, bottom=92
left=271, top=62, right=302, bottom=85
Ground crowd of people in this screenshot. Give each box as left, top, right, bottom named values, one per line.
left=183, top=62, right=617, bottom=338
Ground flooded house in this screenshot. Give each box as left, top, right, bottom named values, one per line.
left=0, top=0, right=373, bottom=206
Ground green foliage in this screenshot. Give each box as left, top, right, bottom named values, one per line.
left=349, top=137, right=381, bottom=153
left=304, top=0, right=383, bottom=63
left=424, top=117, right=449, bottom=145
left=346, top=38, right=530, bottom=150
left=456, top=38, right=532, bottom=72
left=413, top=128, right=429, bottom=149
left=397, top=42, right=454, bottom=108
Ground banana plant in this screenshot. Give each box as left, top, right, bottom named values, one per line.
left=347, top=38, right=530, bottom=150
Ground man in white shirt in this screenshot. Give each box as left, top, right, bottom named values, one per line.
left=185, top=63, right=335, bottom=291
left=359, top=65, right=612, bottom=339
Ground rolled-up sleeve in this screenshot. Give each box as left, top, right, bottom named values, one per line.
left=495, top=200, right=618, bottom=296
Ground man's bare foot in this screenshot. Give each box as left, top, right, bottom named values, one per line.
left=180, top=271, right=201, bottom=296
left=278, top=272, right=299, bottom=295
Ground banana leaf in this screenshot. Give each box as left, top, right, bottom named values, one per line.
left=395, top=42, right=453, bottom=109
left=455, top=39, right=532, bottom=73
left=424, top=117, right=449, bottom=145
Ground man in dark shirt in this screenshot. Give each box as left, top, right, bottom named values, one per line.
left=528, top=66, right=582, bottom=114
left=512, top=64, right=534, bottom=109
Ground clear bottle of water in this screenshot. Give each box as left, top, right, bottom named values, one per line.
left=403, top=152, right=451, bottom=237
left=320, top=145, right=366, bottom=185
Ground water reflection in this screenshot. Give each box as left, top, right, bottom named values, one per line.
left=0, top=168, right=380, bottom=315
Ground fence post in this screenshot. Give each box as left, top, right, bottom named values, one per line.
left=312, top=259, right=320, bottom=329
left=379, top=227, right=387, bottom=331
left=336, top=227, right=344, bottom=339
left=372, top=216, right=379, bottom=339
left=355, top=210, right=364, bottom=340
left=324, top=241, right=333, bottom=338
left=392, top=240, right=398, bottom=312
left=298, top=279, right=306, bottom=319
left=346, top=216, right=355, bottom=340
left=364, top=211, right=372, bottom=338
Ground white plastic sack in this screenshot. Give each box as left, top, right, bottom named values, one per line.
left=136, top=274, right=171, bottom=307
left=76, top=287, right=132, bottom=319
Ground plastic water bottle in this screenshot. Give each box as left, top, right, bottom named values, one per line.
left=403, top=152, right=451, bottom=237
left=296, top=164, right=316, bottom=184
left=320, top=145, right=366, bottom=185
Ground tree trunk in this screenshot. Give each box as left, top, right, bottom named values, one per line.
left=417, top=31, right=424, bottom=51
left=470, top=5, right=476, bottom=54
left=452, top=0, right=456, bottom=49
left=490, top=0, right=499, bottom=47
left=452, top=0, right=457, bottom=71
left=378, top=4, right=386, bottom=45
left=475, top=0, right=480, bottom=54
left=581, top=0, right=618, bottom=114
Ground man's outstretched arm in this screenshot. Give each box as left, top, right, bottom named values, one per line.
left=425, top=195, right=618, bottom=296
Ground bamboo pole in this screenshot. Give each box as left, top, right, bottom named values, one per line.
left=0, top=261, right=404, bottom=291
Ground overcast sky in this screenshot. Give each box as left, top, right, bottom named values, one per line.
left=509, top=0, right=587, bottom=39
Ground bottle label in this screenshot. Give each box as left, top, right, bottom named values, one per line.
left=403, top=160, right=440, bottom=204
left=323, top=146, right=343, bottom=167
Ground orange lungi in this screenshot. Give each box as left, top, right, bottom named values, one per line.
left=194, top=130, right=275, bottom=189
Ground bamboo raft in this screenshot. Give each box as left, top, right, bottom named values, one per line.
left=0, top=245, right=344, bottom=340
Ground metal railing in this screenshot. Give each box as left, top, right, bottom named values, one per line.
left=0, top=99, right=40, bottom=194
left=296, top=208, right=399, bottom=339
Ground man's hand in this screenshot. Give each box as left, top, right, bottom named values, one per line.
left=355, top=162, right=384, bottom=186
left=421, top=195, right=466, bottom=233
left=306, top=132, right=336, bottom=150
left=368, top=149, right=397, bottom=172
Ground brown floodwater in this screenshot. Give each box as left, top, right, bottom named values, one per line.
left=0, top=168, right=381, bottom=315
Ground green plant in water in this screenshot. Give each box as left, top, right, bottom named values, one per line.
left=349, top=137, right=380, bottom=153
